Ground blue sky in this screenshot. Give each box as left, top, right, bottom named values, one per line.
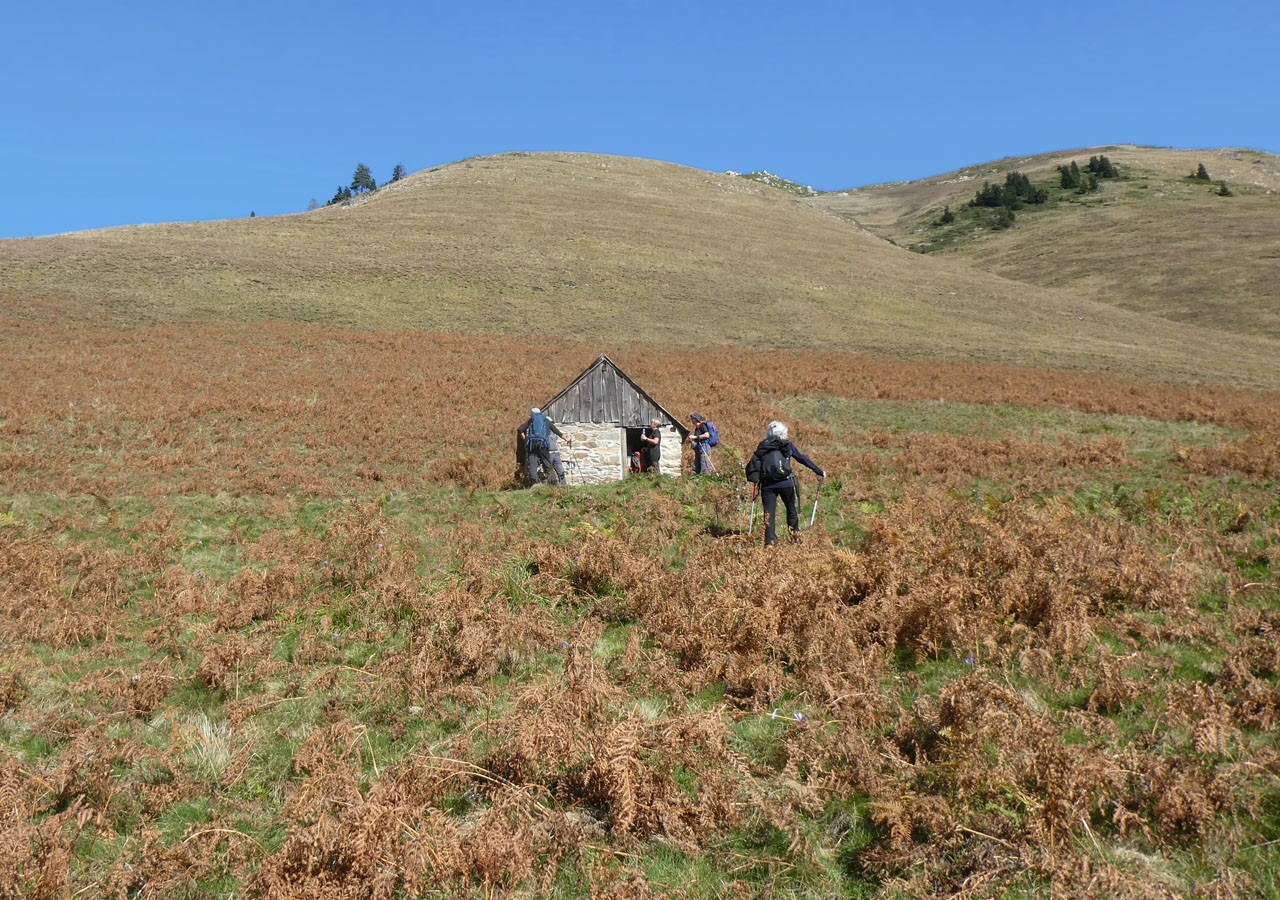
left=4, top=0, right=1277, bottom=238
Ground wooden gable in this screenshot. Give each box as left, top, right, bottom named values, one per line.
left=542, top=355, right=689, bottom=437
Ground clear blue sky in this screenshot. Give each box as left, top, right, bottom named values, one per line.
left=4, top=0, right=1277, bottom=238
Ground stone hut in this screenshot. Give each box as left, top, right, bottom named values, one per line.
left=518, top=355, right=689, bottom=484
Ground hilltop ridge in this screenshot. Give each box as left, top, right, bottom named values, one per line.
left=2, top=149, right=1277, bottom=388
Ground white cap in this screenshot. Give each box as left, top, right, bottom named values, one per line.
left=531, top=407, right=540, bottom=414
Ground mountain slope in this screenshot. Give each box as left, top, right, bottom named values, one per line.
left=809, top=145, right=1280, bottom=339
left=2, top=151, right=1277, bottom=388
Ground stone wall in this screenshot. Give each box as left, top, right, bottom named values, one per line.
left=556, top=424, right=622, bottom=484
left=555, top=423, right=684, bottom=483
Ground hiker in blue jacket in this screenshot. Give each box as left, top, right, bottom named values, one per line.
left=689, top=412, right=717, bottom=475
left=519, top=407, right=568, bottom=486
left=745, top=420, right=824, bottom=547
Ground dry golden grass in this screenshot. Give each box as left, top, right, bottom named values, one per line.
left=812, top=145, right=1280, bottom=339
left=2, top=150, right=1278, bottom=388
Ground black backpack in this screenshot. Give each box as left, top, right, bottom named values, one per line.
left=758, top=445, right=792, bottom=484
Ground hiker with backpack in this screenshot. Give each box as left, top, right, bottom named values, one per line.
left=745, top=420, right=824, bottom=547
left=519, top=407, right=568, bottom=486
left=689, top=412, right=719, bottom=475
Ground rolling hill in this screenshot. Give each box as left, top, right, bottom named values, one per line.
left=809, top=145, right=1280, bottom=340
left=4, top=149, right=1280, bottom=898
left=2, top=149, right=1277, bottom=388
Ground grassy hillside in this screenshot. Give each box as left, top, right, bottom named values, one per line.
left=2, top=151, right=1279, bottom=388
left=2, top=147, right=1279, bottom=896
left=809, top=146, right=1280, bottom=339
left=2, top=323, right=1278, bottom=897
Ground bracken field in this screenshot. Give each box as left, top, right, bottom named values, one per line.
left=2, top=315, right=1279, bottom=898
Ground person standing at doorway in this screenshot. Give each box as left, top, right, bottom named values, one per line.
left=640, top=419, right=662, bottom=474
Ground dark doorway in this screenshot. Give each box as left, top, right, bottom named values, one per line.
left=624, top=427, right=646, bottom=474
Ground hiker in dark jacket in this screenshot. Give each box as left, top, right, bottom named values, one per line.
left=640, top=419, right=662, bottom=474
left=745, top=420, right=824, bottom=547
left=519, top=407, right=567, bottom=485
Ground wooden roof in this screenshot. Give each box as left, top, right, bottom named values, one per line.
left=541, top=355, right=689, bottom=437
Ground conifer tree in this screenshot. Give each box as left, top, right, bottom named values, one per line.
left=391, top=163, right=407, bottom=182
left=1088, top=155, right=1117, bottom=178
left=351, top=163, right=377, bottom=194
left=971, top=171, right=1045, bottom=209
left=971, top=182, right=1005, bottom=208
left=1007, top=171, right=1045, bottom=206
left=1006, top=171, right=1031, bottom=203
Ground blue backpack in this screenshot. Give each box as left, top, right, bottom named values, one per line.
left=704, top=420, right=720, bottom=447
left=526, top=412, right=550, bottom=449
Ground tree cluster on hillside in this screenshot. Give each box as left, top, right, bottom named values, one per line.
left=1087, top=154, right=1118, bottom=178
left=1058, top=155, right=1119, bottom=194
left=1059, top=162, right=1092, bottom=192
left=325, top=162, right=408, bottom=206
left=970, top=171, right=1048, bottom=211
left=1186, top=163, right=1234, bottom=196
left=927, top=156, right=1124, bottom=237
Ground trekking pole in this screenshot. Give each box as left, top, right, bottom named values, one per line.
left=748, top=489, right=757, bottom=534
left=809, top=476, right=825, bottom=527
left=561, top=442, right=576, bottom=485
left=570, top=442, right=583, bottom=484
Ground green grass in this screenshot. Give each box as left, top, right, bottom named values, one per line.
left=779, top=395, right=1238, bottom=453
left=156, top=796, right=215, bottom=844
left=730, top=711, right=795, bottom=770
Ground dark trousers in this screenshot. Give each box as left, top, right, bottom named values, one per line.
left=641, top=448, right=660, bottom=474
left=527, top=443, right=559, bottom=484
left=760, top=480, right=799, bottom=546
